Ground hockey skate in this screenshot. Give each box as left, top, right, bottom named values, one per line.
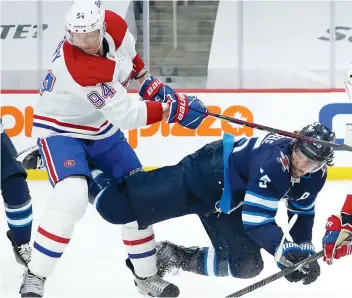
left=20, top=269, right=46, bottom=297
left=156, top=241, right=201, bottom=277
left=126, top=258, right=180, bottom=297
left=6, top=230, right=31, bottom=267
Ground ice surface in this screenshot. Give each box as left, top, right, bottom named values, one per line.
left=1, top=180, right=351, bottom=298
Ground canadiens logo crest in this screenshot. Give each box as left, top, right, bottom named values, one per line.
left=277, top=151, right=290, bottom=172
left=64, top=160, right=76, bottom=167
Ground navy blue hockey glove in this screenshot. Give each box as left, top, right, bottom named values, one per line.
left=166, top=92, right=207, bottom=129
left=276, top=241, right=320, bottom=285
left=138, top=75, right=207, bottom=129
left=138, top=75, right=175, bottom=103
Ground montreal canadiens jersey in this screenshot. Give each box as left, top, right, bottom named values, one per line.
left=33, top=10, right=162, bottom=140
left=341, top=189, right=352, bottom=228
left=229, top=133, right=327, bottom=255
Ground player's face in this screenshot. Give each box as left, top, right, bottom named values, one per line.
left=291, top=148, right=324, bottom=177
left=70, top=30, right=101, bottom=55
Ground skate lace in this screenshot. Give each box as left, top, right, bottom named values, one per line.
left=25, top=273, right=45, bottom=295
left=19, top=243, right=32, bottom=263
left=147, top=275, right=170, bottom=293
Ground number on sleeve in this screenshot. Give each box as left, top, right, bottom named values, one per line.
left=101, top=83, right=116, bottom=99
left=87, top=91, right=105, bottom=109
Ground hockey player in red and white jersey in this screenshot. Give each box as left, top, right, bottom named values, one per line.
left=322, top=65, right=352, bottom=265
left=20, top=1, right=207, bottom=297
left=323, top=190, right=352, bottom=264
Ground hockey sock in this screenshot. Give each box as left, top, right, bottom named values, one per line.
left=182, top=246, right=231, bottom=277
left=122, top=221, right=157, bottom=278
left=29, top=177, right=87, bottom=277
left=2, top=175, right=32, bottom=244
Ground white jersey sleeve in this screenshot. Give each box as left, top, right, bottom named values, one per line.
left=123, top=28, right=138, bottom=59
left=69, top=76, right=156, bottom=130
left=103, top=10, right=146, bottom=78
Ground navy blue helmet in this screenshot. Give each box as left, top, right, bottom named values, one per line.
left=296, top=122, right=335, bottom=163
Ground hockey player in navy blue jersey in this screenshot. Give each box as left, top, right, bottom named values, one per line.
left=1, top=128, right=32, bottom=267
left=120, top=122, right=334, bottom=286
left=23, top=122, right=335, bottom=293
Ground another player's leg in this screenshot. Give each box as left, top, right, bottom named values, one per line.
left=1, top=131, right=32, bottom=267
left=89, top=131, right=179, bottom=297
left=20, top=136, right=91, bottom=298
left=157, top=211, right=263, bottom=279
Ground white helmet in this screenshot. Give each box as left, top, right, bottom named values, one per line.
left=66, top=0, right=105, bottom=42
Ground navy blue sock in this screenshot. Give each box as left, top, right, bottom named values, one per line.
left=183, top=247, right=230, bottom=277
left=1, top=175, right=32, bottom=244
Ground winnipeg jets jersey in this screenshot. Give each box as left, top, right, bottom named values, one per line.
left=33, top=10, right=162, bottom=140
left=229, top=133, right=327, bottom=255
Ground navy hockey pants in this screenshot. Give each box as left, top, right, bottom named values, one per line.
left=123, top=140, right=263, bottom=277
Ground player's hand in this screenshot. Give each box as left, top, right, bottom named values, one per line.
left=166, top=93, right=207, bottom=129
left=138, top=75, right=207, bottom=128
left=276, top=241, right=320, bottom=285
left=323, top=214, right=352, bottom=265
left=138, top=75, right=175, bottom=102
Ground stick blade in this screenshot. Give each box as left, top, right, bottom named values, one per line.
left=335, top=143, right=352, bottom=152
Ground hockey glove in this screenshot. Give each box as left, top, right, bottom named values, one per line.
left=138, top=75, right=175, bottom=103
left=276, top=241, right=320, bottom=285
left=299, top=242, right=320, bottom=285
left=323, top=214, right=352, bottom=265
left=166, top=93, right=207, bottom=129
left=138, top=75, right=207, bottom=129
left=17, top=146, right=45, bottom=171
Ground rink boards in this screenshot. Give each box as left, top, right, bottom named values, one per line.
left=1, top=90, right=352, bottom=180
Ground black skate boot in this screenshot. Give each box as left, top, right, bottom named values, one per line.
left=156, top=241, right=202, bottom=277
left=126, top=258, right=180, bottom=297
left=20, top=269, right=46, bottom=297
left=6, top=230, right=31, bottom=267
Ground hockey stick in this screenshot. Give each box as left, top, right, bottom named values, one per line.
left=15, top=144, right=39, bottom=160
left=193, top=109, right=352, bottom=152
left=274, top=214, right=298, bottom=264
left=225, top=250, right=324, bottom=298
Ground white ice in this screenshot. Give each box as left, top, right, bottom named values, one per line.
left=1, top=180, right=351, bottom=298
